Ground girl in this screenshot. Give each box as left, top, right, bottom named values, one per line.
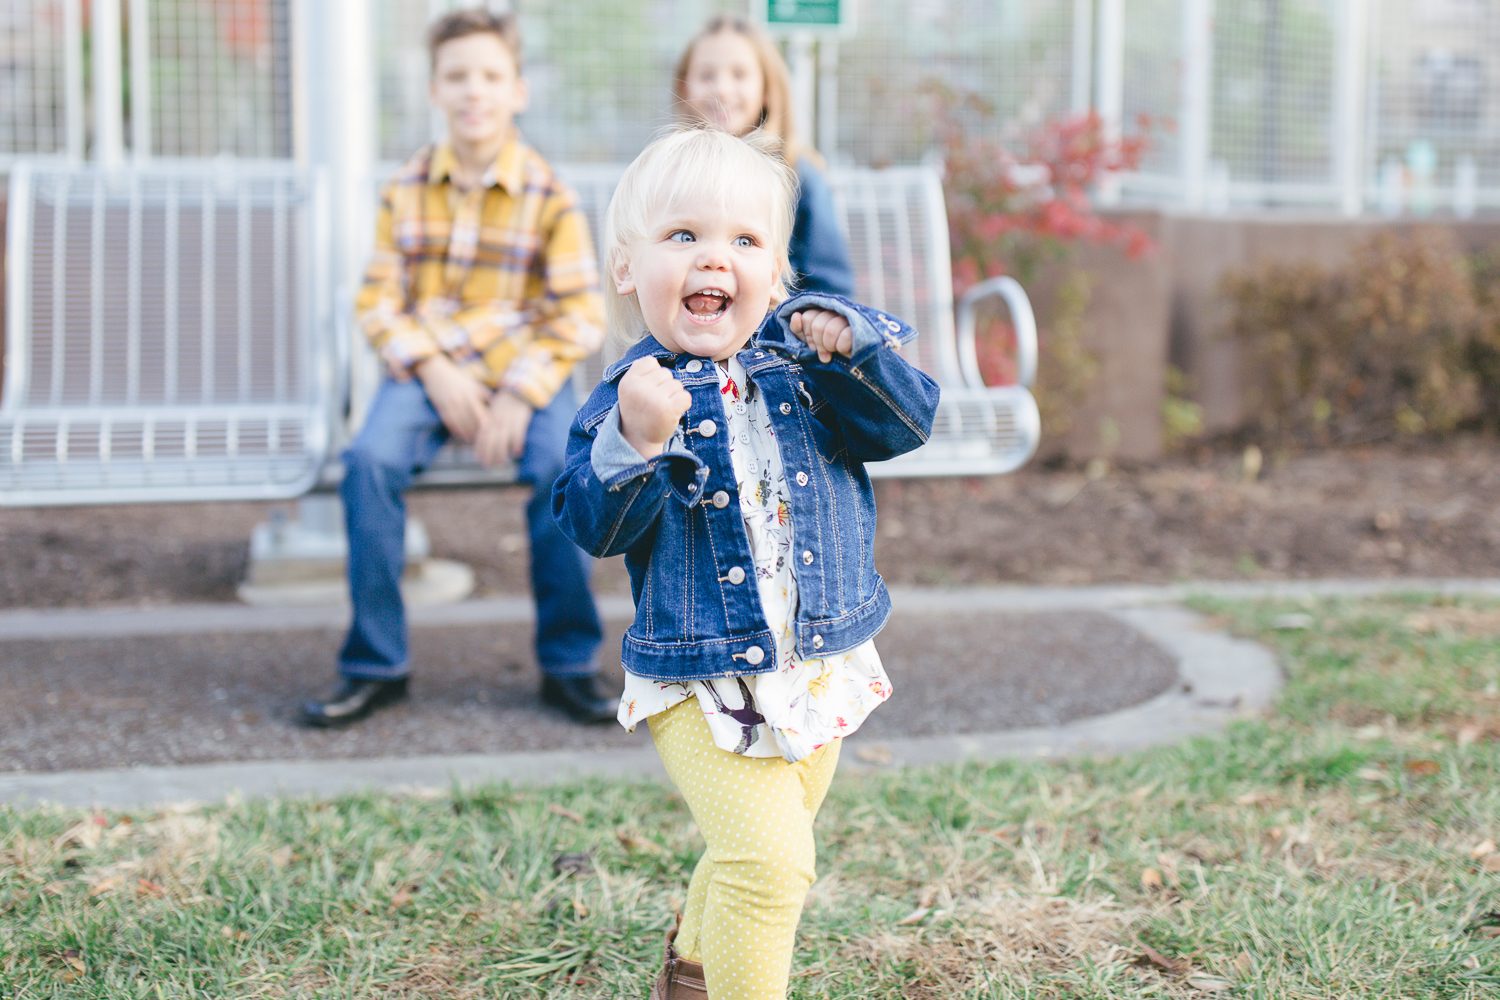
left=552, top=126, right=939, bottom=1000
left=674, top=16, right=856, bottom=298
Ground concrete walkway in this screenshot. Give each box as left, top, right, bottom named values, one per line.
left=3, top=578, right=1495, bottom=810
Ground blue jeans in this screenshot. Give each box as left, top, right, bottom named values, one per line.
left=338, top=378, right=602, bottom=681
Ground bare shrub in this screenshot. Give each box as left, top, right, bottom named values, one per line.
left=1226, top=227, right=1498, bottom=445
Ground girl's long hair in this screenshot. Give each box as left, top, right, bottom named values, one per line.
left=671, top=16, right=824, bottom=170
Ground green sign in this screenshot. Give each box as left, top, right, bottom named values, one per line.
left=761, top=0, right=845, bottom=29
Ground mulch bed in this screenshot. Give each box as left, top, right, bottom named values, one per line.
left=0, top=438, right=1496, bottom=610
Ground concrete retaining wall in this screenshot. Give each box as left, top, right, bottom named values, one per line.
left=1035, top=211, right=1500, bottom=461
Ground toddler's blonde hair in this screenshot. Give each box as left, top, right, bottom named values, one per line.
left=603, top=125, right=798, bottom=361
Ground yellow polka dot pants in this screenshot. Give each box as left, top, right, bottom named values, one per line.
left=648, top=698, right=841, bottom=1000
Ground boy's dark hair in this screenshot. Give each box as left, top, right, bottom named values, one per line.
left=428, top=8, right=523, bottom=71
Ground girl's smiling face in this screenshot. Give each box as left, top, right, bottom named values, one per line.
left=681, top=31, right=766, bottom=137
left=613, top=187, right=782, bottom=361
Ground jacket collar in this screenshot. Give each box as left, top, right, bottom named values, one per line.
left=602, top=335, right=678, bottom=384
left=602, top=313, right=795, bottom=384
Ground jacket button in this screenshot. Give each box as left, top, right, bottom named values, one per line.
left=780, top=402, right=792, bottom=414
left=812, top=634, right=824, bottom=649
left=698, top=419, right=717, bottom=437
left=727, top=566, right=745, bottom=584
left=685, top=359, right=703, bottom=372
left=795, top=471, right=808, bottom=486
left=744, top=645, right=765, bottom=665
left=712, top=490, right=731, bottom=508
left=802, top=550, right=814, bottom=565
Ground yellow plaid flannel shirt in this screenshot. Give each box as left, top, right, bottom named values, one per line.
left=355, top=134, right=604, bottom=408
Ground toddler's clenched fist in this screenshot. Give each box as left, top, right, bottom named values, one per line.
left=619, top=356, right=692, bottom=459
left=789, top=308, right=853, bottom=363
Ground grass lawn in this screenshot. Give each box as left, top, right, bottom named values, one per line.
left=3, top=594, right=1500, bottom=998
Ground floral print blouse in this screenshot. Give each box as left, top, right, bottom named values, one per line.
left=617, top=355, right=892, bottom=762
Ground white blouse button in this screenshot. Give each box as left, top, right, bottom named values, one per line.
left=684, top=359, right=703, bottom=372
left=744, top=645, right=765, bottom=665
left=712, top=490, right=731, bottom=508
left=802, top=550, right=814, bottom=565
left=812, top=634, right=824, bottom=649
left=780, top=402, right=792, bottom=414
left=727, top=566, right=746, bottom=584
left=698, top=419, right=717, bottom=437
left=795, top=471, right=808, bottom=486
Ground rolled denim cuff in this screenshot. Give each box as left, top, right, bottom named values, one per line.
left=589, top=403, right=706, bottom=504
left=589, top=404, right=647, bottom=480
left=767, top=291, right=916, bottom=368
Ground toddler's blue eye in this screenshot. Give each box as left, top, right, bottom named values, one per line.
left=734, top=235, right=755, bottom=247
left=669, top=230, right=695, bottom=243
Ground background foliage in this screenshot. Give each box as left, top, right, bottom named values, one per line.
left=1226, top=228, right=1500, bottom=446
left=929, top=86, right=1153, bottom=439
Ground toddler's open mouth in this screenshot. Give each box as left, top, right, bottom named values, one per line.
left=684, top=289, right=730, bottom=320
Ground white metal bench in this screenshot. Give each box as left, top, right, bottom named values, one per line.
left=1, top=160, right=1037, bottom=507
left=414, top=162, right=1040, bottom=484
left=1, top=161, right=334, bottom=506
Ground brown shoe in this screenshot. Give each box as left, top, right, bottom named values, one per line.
left=649, top=914, right=707, bottom=999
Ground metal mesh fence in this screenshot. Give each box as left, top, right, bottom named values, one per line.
left=5, top=0, right=1500, bottom=212
left=1370, top=0, right=1500, bottom=214
left=146, top=0, right=293, bottom=159
left=1210, top=0, right=1337, bottom=193
left=0, top=1, right=75, bottom=160
left=1120, top=0, right=1181, bottom=178
left=834, top=0, right=1078, bottom=168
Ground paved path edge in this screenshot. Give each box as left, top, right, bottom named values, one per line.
left=0, top=606, right=1281, bottom=810
left=2, top=578, right=1497, bottom=641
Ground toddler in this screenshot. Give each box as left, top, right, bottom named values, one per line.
left=552, top=126, right=939, bottom=1000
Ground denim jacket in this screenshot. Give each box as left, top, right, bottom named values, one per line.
left=552, top=292, right=940, bottom=682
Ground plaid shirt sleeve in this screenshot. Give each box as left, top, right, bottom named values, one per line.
left=458, top=184, right=605, bottom=408
left=353, top=179, right=444, bottom=376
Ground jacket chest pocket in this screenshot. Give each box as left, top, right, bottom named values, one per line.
left=790, top=379, right=845, bottom=465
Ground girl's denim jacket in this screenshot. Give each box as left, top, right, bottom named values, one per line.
left=552, top=292, right=940, bottom=683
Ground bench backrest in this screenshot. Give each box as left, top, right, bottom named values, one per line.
left=3, top=159, right=991, bottom=502
left=553, top=162, right=960, bottom=390
left=2, top=162, right=332, bottom=505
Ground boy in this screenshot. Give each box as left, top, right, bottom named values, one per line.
left=301, top=8, right=612, bottom=727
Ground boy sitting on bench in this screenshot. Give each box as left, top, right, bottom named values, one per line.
left=301, top=8, right=612, bottom=727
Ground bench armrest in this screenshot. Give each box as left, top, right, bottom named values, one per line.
left=955, top=276, right=1038, bottom=389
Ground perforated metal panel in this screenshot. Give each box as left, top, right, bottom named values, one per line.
left=2, top=162, right=332, bottom=504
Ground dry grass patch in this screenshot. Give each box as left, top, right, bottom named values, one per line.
left=853, top=890, right=1135, bottom=989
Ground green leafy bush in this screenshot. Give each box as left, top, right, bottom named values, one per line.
left=1225, top=227, right=1500, bottom=445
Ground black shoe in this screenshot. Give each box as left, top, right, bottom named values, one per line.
left=540, top=674, right=616, bottom=725
left=301, top=677, right=409, bottom=728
